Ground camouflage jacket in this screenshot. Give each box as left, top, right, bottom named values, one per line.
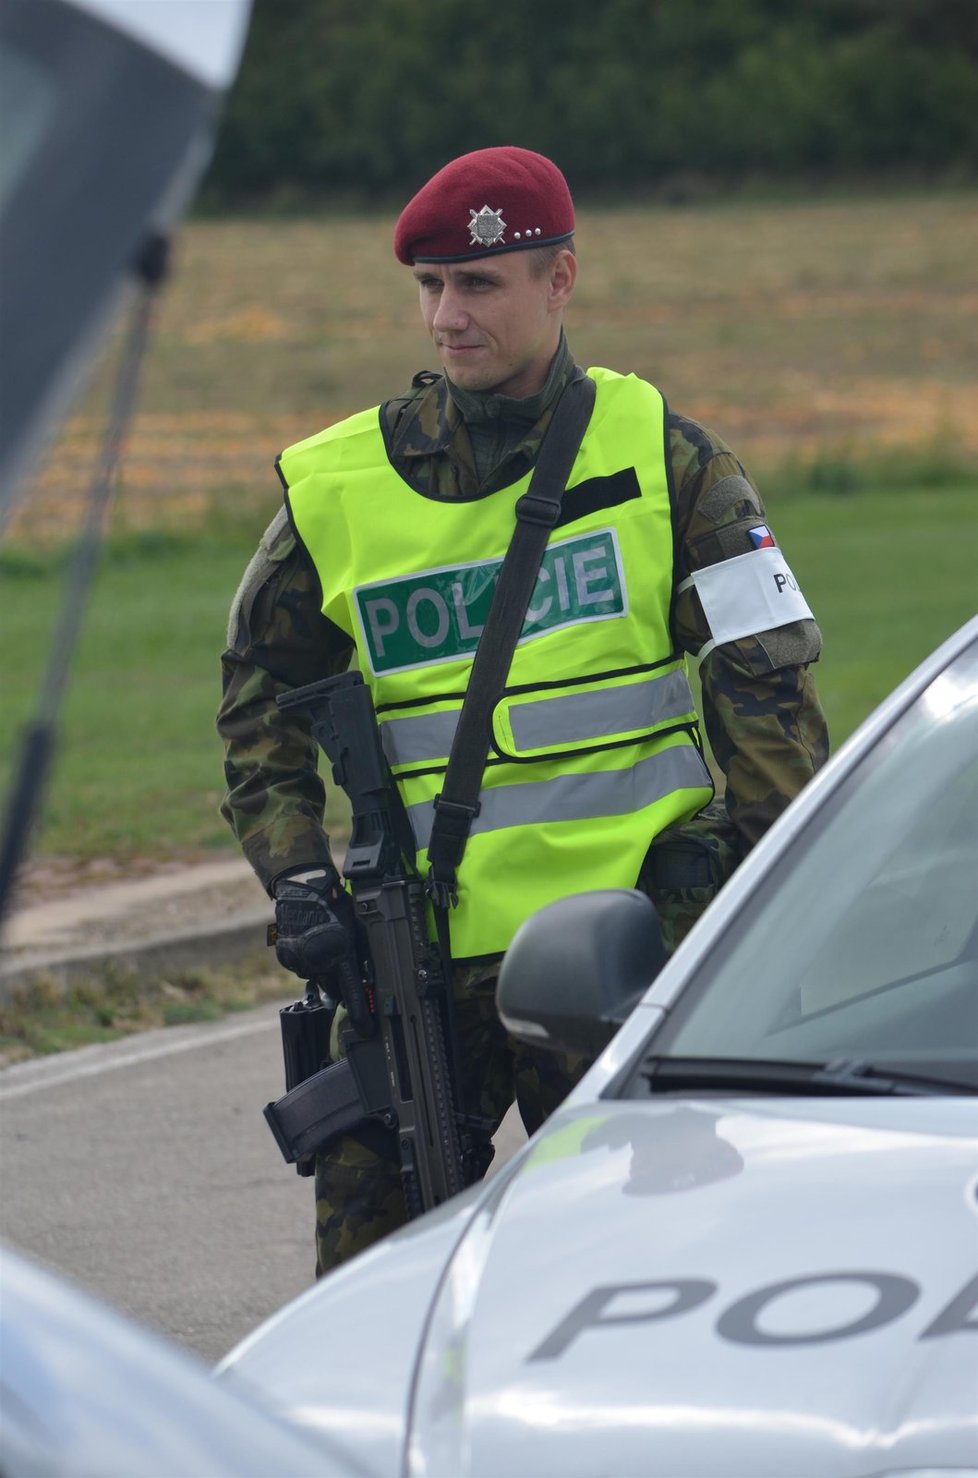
left=218, top=345, right=828, bottom=893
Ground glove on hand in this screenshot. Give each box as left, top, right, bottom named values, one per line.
left=273, top=869, right=373, bottom=1036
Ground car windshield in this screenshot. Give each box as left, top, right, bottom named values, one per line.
left=647, top=638, right=978, bottom=1085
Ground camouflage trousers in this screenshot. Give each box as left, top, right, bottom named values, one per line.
left=313, top=967, right=590, bottom=1277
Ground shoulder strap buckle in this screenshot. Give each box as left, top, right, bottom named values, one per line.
left=425, top=867, right=459, bottom=911
left=515, top=491, right=561, bottom=527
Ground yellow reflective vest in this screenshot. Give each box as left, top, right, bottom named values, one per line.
left=281, top=367, right=713, bottom=959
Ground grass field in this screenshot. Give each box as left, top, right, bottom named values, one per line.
left=3, top=192, right=976, bottom=869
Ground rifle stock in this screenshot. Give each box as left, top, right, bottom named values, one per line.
left=264, top=672, right=468, bottom=1215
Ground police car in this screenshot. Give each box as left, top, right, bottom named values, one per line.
left=218, top=613, right=978, bottom=1478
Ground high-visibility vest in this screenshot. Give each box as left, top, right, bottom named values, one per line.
left=281, top=367, right=713, bottom=959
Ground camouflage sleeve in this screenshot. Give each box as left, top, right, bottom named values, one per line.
left=217, top=508, right=354, bottom=893
left=669, top=412, right=830, bottom=851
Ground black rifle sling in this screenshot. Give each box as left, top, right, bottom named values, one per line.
left=425, top=368, right=597, bottom=916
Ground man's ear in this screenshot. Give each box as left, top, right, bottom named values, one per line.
left=549, top=248, right=577, bottom=311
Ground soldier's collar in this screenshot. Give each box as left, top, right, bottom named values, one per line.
left=392, top=375, right=463, bottom=459
left=395, top=334, right=576, bottom=462
left=447, top=330, right=573, bottom=426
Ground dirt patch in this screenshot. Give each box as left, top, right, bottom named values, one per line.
left=10, top=852, right=229, bottom=908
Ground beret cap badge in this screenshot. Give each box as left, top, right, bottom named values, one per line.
left=468, top=204, right=507, bottom=248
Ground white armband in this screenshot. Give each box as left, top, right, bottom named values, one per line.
left=679, top=546, right=814, bottom=660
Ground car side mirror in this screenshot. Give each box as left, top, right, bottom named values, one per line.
left=496, top=889, right=667, bottom=1058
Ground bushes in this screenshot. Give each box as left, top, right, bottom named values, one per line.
left=204, top=0, right=978, bottom=204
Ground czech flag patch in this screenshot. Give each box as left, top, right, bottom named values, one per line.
left=747, top=524, right=776, bottom=549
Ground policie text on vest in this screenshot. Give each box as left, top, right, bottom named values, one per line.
left=355, top=529, right=626, bottom=677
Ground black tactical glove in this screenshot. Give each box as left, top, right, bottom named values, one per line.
left=272, top=868, right=373, bottom=1037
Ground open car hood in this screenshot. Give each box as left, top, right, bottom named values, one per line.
left=0, top=0, right=250, bottom=514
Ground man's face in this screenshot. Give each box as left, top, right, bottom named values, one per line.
left=413, top=249, right=576, bottom=399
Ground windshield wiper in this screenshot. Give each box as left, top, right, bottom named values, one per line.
left=640, top=1055, right=977, bottom=1097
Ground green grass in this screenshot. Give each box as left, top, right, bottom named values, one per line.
left=1, top=528, right=350, bottom=861
left=766, top=483, right=977, bottom=732
left=3, top=533, right=255, bottom=859
left=0, top=954, right=292, bottom=1064
left=2, top=481, right=974, bottom=863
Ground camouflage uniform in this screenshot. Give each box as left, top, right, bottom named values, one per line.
left=218, top=335, right=828, bottom=1273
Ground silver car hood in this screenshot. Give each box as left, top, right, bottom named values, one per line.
left=410, top=1097, right=978, bottom=1477
left=219, top=1185, right=485, bottom=1478
left=226, top=1097, right=978, bottom=1478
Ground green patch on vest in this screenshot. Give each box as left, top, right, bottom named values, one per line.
left=356, top=528, right=627, bottom=676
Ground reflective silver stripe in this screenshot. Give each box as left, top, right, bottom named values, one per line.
left=407, top=743, right=710, bottom=851
left=381, top=709, right=459, bottom=768
left=381, top=669, right=695, bottom=768
left=508, top=669, right=695, bottom=752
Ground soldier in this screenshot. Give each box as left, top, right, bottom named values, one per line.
left=218, top=146, right=828, bottom=1275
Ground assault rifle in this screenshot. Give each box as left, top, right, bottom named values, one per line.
left=263, top=671, right=475, bottom=1218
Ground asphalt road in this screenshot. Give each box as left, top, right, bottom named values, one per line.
left=0, top=1003, right=525, bottom=1363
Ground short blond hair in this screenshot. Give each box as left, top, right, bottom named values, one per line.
left=529, top=239, right=577, bottom=277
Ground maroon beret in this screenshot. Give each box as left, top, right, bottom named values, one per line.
left=394, top=146, right=575, bottom=265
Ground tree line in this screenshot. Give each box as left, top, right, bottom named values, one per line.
left=205, top=0, right=978, bottom=205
